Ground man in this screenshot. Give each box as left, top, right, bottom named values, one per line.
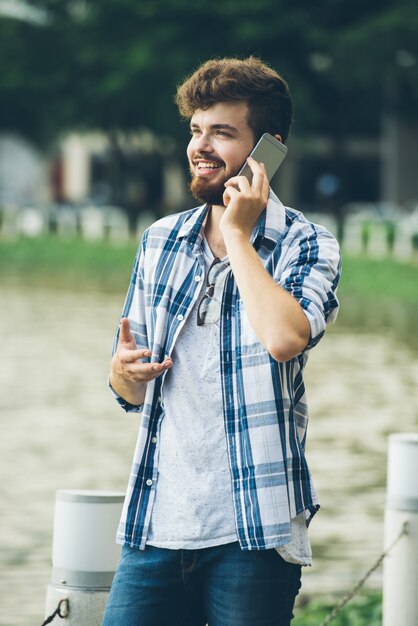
left=102, top=57, right=341, bottom=626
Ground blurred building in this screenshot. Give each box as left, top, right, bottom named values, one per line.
left=1, top=119, right=418, bottom=221
left=0, top=134, right=49, bottom=206
left=57, top=132, right=187, bottom=220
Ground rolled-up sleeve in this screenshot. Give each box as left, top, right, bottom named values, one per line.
left=110, top=232, right=149, bottom=413
left=278, top=223, right=341, bottom=350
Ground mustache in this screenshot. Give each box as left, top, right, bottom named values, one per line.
left=192, top=153, right=225, bottom=167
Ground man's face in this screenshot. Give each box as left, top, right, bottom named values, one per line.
left=187, top=101, right=255, bottom=206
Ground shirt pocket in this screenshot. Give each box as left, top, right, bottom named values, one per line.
left=199, top=323, right=221, bottom=382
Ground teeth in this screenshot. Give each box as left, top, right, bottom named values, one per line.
left=197, top=162, right=220, bottom=169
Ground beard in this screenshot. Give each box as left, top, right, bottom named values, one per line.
left=189, top=173, right=227, bottom=206
left=188, top=157, right=241, bottom=206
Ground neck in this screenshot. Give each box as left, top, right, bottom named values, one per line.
left=207, top=203, right=224, bottom=233
left=204, top=204, right=227, bottom=258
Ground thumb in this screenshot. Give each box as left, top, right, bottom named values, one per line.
left=119, top=317, right=134, bottom=344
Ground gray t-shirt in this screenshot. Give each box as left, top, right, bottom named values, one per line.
left=147, top=239, right=312, bottom=565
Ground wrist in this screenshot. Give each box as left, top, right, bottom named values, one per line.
left=109, top=370, right=146, bottom=405
left=109, top=369, right=126, bottom=390
left=221, top=224, right=251, bottom=244
left=110, top=368, right=139, bottom=390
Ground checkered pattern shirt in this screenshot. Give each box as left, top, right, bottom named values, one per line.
left=112, top=191, right=341, bottom=550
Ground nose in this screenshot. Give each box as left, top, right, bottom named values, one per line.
left=193, top=132, right=214, bottom=153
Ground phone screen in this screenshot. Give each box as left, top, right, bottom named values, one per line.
left=237, top=133, right=287, bottom=184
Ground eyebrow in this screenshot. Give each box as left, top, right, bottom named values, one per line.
left=190, top=123, right=239, bottom=133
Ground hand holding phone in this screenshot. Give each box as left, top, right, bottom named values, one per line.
left=237, top=133, right=287, bottom=184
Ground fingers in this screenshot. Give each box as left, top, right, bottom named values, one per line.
left=247, top=157, right=268, bottom=194
left=247, top=159, right=269, bottom=204
left=119, top=347, right=172, bottom=370
left=114, top=351, right=173, bottom=383
left=223, top=159, right=268, bottom=215
left=151, top=357, right=173, bottom=373
left=119, top=348, right=152, bottom=363
left=225, top=158, right=267, bottom=194
left=127, top=358, right=173, bottom=382
left=119, top=317, right=134, bottom=344
left=260, top=162, right=270, bottom=200
left=223, top=184, right=239, bottom=205
left=127, top=364, right=171, bottom=383
left=224, top=175, right=252, bottom=191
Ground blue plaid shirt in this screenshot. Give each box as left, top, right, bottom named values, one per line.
left=112, top=191, right=341, bottom=551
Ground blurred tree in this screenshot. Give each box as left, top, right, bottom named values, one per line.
left=1, top=0, right=417, bottom=141
left=0, top=7, right=76, bottom=143
left=0, top=0, right=417, bottom=205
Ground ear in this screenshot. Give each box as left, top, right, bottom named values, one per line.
left=274, top=134, right=283, bottom=143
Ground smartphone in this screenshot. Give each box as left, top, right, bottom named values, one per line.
left=237, top=133, right=287, bottom=184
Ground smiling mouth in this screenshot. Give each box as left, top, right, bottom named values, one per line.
left=194, top=160, right=223, bottom=173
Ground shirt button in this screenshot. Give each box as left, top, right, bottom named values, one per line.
left=177, top=314, right=184, bottom=321
left=195, top=275, right=202, bottom=282
left=151, top=436, right=157, bottom=444
left=146, top=479, right=153, bottom=487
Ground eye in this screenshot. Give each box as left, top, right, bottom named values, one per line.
left=216, top=130, right=232, bottom=137
left=190, top=128, right=201, bottom=136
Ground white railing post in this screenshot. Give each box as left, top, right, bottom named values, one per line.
left=44, top=490, right=124, bottom=626
left=383, top=433, right=418, bottom=626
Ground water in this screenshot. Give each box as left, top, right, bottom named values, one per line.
left=0, top=285, right=417, bottom=626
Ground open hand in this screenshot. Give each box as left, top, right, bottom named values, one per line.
left=111, top=318, right=173, bottom=385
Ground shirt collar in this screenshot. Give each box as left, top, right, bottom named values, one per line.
left=177, top=203, right=210, bottom=248
left=251, top=189, right=287, bottom=248
left=176, top=190, right=286, bottom=249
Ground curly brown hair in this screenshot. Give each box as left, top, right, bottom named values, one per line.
left=175, top=57, right=293, bottom=143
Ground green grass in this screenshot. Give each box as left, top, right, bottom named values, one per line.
left=1, top=236, right=417, bottom=305
left=293, top=592, right=382, bottom=626
left=338, top=255, right=418, bottom=304
left=0, top=235, right=138, bottom=292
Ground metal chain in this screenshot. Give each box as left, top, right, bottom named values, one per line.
left=40, top=598, right=69, bottom=625
left=319, top=521, right=409, bottom=626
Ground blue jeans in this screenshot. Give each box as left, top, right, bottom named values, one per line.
left=102, top=541, right=302, bottom=626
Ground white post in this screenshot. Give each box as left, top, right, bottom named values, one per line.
left=45, top=490, right=124, bottom=626
left=383, top=434, right=418, bottom=626
left=62, top=135, right=91, bottom=202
